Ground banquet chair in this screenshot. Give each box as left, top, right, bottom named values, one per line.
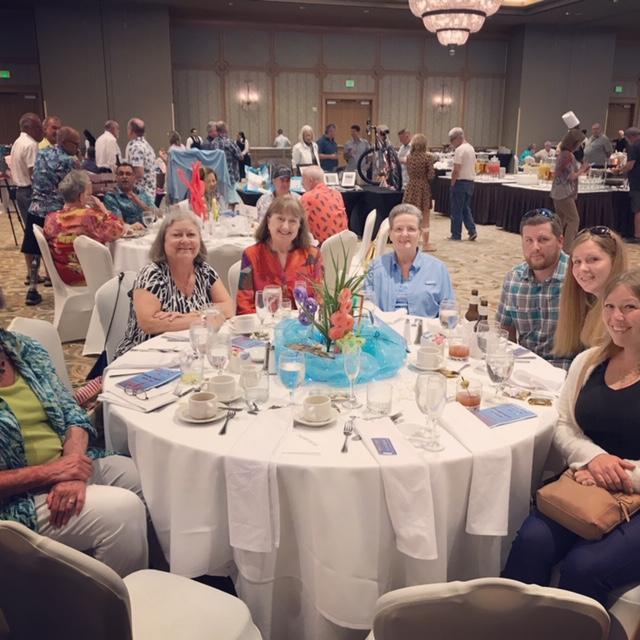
left=350, top=208, right=377, bottom=276
left=609, top=584, right=640, bottom=640
left=369, top=578, right=609, bottom=640
left=7, top=317, right=72, bottom=392
left=321, top=229, right=358, bottom=291
left=228, top=259, right=241, bottom=313
left=206, top=243, right=245, bottom=294
left=0, top=520, right=262, bottom=640
left=73, top=235, right=116, bottom=355
left=94, top=271, right=137, bottom=364
left=33, top=225, right=94, bottom=343
left=374, top=217, right=390, bottom=258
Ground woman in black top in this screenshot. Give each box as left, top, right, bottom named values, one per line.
left=502, top=269, right=640, bottom=606
left=235, top=131, right=251, bottom=180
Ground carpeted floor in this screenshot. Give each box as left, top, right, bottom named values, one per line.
left=1, top=207, right=637, bottom=387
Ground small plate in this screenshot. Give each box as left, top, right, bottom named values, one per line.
left=175, top=404, right=226, bottom=424
left=209, top=390, right=243, bottom=404
left=294, top=407, right=339, bottom=427
left=409, top=356, right=442, bottom=372
left=122, top=229, right=148, bottom=239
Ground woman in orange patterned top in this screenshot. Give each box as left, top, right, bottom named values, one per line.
left=236, top=195, right=323, bottom=314
left=44, top=170, right=124, bottom=286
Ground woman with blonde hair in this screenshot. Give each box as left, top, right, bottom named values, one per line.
left=503, top=268, right=640, bottom=607
left=402, top=133, right=436, bottom=251
left=291, top=125, right=320, bottom=174
left=553, top=226, right=627, bottom=359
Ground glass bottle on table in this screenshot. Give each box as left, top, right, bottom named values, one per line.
left=465, top=289, right=480, bottom=322
left=474, top=298, right=489, bottom=332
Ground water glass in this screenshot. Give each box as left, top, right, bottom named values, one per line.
left=255, top=291, right=268, bottom=329
left=239, top=364, right=270, bottom=408
left=486, top=346, right=515, bottom=398
left=438, top=299, right=459, bottom=335
left=207, top=334, right=231, bottom=375
left=263, top=285, right=282, bottom=325
left=142, top=209, right=155, bottom=228
left=411, top=373, right=447, bottom=452
left=293, top=280, right=307, bottom=307
left=367, top=381, right=392, bottom=416
left=189, top=320, right=211, bottom=379
left=455, top=379, right=482, bottom=409
left=342, top=344, right=362, bottom=409
left=179, top=351, right=203, bottom=386
left=280, top=298, right=292, bottom=318
left=278, top=350, right=306, bottom=405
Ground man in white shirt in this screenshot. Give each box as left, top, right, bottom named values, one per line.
left=95, top=120, right=121, bottom=172
left=9, top=112, right=44, bottom=276
left=583, top=122, right=614, bottom=168
left=273, top=128, right=291, bottom=148
left=448, top=127, right=477, bottom=241
left=397, top=128, right=411, bottom=187
left=186, top=128, right=202, bottom=149
left=534, top=141, right=556, bottom=162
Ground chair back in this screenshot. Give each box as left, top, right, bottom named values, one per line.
left=73, top=235, right=115, bottom=294
left=7, top=317, right=72, bottom=391
left=353, top=209, right=377, bottom=268
left=0, top=520, right=132, bottom=640
left=374, top=217, right=390, bottom=259
left=228, top=260, right=241, bottom=314
left=373, top=578, right=609, bottom=640
left=95, top=272, right=137, bottom=363
left=206, top=243, right=245, bottom=294
left=33, top=225, right=71, bottom=298
left=321, top=229, right=358, bottom=291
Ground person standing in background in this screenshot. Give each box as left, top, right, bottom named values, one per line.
left=38, top=116, right=61, bottom=150
left=448, top=127, right=477, bottom=242
left=317, top=124, right=338, bottom=172
left=186, top=128, right=202, bottom=149
left=124, top=117, right=157, bottom=202
left=236, top=131, right=251, bottom=180
left=614, top=127, right=640, bottom=243
left=95, top=120, right=121, bottom=172
left=273, top=129, right=291, bottom=148
left=583, top=123, right=613, bottom=168
left=343, top=125, right=369, bottom=172
left=397, top=128, right=412, bottom=187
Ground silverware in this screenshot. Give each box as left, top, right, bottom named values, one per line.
left=360, top=411, right=403, bottom=423
left=340, top=417, right=355, bottom=453
left=414, top=320, right=423, bottom=345
left=218, top=409, right=237, bottom=435
left=131, top=347, right=181, bottom=353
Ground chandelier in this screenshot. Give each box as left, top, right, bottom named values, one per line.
left=408, top=0, right=502, bottom=47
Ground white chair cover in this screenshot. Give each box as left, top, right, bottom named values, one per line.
left=228, top=259, right=241, bottom=314
left=374, top=217, right=390, bottom=259
left=321, top=229, right=358, bottom=291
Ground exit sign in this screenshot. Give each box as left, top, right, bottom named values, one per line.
left=0, top=70, right=11, bottom=79
left=345, top=79, right=355, bottom=88
left=615, top=85, right=624, bottom=94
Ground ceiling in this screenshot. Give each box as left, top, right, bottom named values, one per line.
left=149, top=0, right=640, bottom=35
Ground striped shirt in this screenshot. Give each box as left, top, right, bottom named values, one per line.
left=495, top=252, right=571, bottom=370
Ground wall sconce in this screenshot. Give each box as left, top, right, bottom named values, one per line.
left=238, top=81, right=259, bottom=109
left=433, top=84, right=453, bottom=111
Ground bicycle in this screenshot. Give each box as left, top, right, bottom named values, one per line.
left=356, top=122, right=403, bottom=191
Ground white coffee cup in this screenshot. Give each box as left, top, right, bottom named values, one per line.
left=302, top=395, right=332, bottom=422
left=207, top=374, right=236, bottom=401
left=416, top=345, right=442, bottom=370
left=188, top=391, right=218, bottom=419
left=233, top=315, right=257, bottom=334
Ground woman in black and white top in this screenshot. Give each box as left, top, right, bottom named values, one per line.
left=115, top=211, right=234, bottom=357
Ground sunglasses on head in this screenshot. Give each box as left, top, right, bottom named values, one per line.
left=576, top=226, right=613, bottom=239
left=521, top=208, right=558, bottom=222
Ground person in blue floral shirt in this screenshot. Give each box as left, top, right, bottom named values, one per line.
left=125, top=117, right=157, bottom=201
left=0, top=294, right=148, bottom=576
left=204, top=120, right=243, bottom=208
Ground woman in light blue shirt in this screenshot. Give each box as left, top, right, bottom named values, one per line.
left=365, top=203, right=455, bottom=317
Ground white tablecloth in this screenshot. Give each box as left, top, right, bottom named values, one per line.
left=103, top=319, right=559, bottom=640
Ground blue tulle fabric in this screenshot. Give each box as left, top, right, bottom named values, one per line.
left=275, top=317, right=407, bottom=387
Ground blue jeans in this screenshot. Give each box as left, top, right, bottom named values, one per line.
left=450, top=180, right=476, bottom=240
left=502, top=508, right=640, bottom=606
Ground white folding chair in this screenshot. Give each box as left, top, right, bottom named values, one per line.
left=374, top=217, right=390, bottom=259
left=7, top=317, right=72, bottom=392
left=370, top=578, right=609, bottom=640
left=33, top=226, right=94, bottom=343
left=0, top=520, right=262, bottom=640
left=228, top=260, right=241, bottom=314
left=320, top=229, right=358, bottom=291
left=94, top=272, right=137, bottom=364
left=350, top=208, right=377, bottom=276
left=73, top=236, right=116, bottom=355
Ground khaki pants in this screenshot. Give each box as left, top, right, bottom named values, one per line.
left=552, top=196, right=579, bottom=250
left=35, top=455, right=148, bottom=577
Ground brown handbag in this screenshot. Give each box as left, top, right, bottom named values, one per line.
left=536, top=470, right=640, bottom=541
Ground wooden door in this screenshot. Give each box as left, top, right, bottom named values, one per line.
left=606, top=102, right=635, bottom=139
left=0, top=92, right=42, bottom=145
left=324, top=98, right=372, bottom=150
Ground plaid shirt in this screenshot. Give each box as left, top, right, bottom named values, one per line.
left=495, top=252, right=571, bottom=370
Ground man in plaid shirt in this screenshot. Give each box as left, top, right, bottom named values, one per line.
left=496, top=210, right=571, bottom=370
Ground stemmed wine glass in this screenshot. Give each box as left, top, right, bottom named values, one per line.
left=475, top=321, right=509, bottom=372
left=342, top=343, right=362, bottom=409
left=438, top=299, right=459, bottom=337
left=142, top=209, right=156, bottom=229
left=486, top=345, right=515, bottom=399
left=410, top=373, right=447, bottom=452
left=189, top=319, right=211, bottom=380
left=278, top=350, right=306, bottom=406
left=263, top=285, right=282, bottom=326
left=207, top=333, right=231, bottom=376
left=255, top=290, right=268, bottom=332
left=293, top=280, right=307, bottom=309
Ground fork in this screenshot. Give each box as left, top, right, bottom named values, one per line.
left=218, top=409, right=237, bottom=435
left=340, top=417, right=354, bottom=453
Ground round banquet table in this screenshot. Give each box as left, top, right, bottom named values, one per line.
left=103, top=317, right=560, bottom=640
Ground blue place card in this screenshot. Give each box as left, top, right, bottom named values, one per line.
left=472, top=403, right=537, bottom=428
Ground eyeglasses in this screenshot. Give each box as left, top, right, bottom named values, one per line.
left=576, top=226, right=613, bottom=239
left=521, top=208, right=558, bottom=221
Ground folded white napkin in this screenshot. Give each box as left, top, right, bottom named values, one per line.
left=358, top=417, right=437, bottom=560
left=511, top=367, right=566, bottom=393
left=375, top=309, right=408, bottom=326
left=224, top=410, right=291, bottom=553
left=106, top=347, right=184, bottom=370
left=438, top=402, right=512, bottom=536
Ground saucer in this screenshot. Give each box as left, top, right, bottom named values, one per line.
left=409, top=356, right=442, bottom=372
left=175, top=404, right=226, bottom=424
left=209, top=389, right=242, bottom=404
left=228, top=315, right=259, bottom=335
left=294, top=407, right=339, bottom=427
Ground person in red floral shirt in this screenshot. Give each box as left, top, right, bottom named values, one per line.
left=44, top=170, right=124, bottom=286
left=300, top=166, right=348, bottom=245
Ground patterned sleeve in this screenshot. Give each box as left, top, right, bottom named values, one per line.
left=198, top=261, right=220, bottom=291
left=495, top=272, right=514, bottom=328
left=84, top=210, right=124, bottom=244
left=236, top=249, right=257, bottom=315
left=139, top=190, right=154, bottom=207
left=128, top=141, right=144, bottom=167
left=102, top=192, right=122, bottom=217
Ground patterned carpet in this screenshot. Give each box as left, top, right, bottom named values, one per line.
left=1, top=208, right=637, bottom=387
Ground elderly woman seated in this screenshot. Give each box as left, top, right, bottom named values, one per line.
left=0, top=288, right=147, bottom=577
left=365, top=203, right=455, bottom=316
left=236, top=195, right=323, bottom=314
left=43, top=170, right=124, bottom=286
left=115, top=210, right=234, bottom=357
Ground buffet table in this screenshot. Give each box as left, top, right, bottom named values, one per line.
left=102, top=316, right=560, bottom=640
